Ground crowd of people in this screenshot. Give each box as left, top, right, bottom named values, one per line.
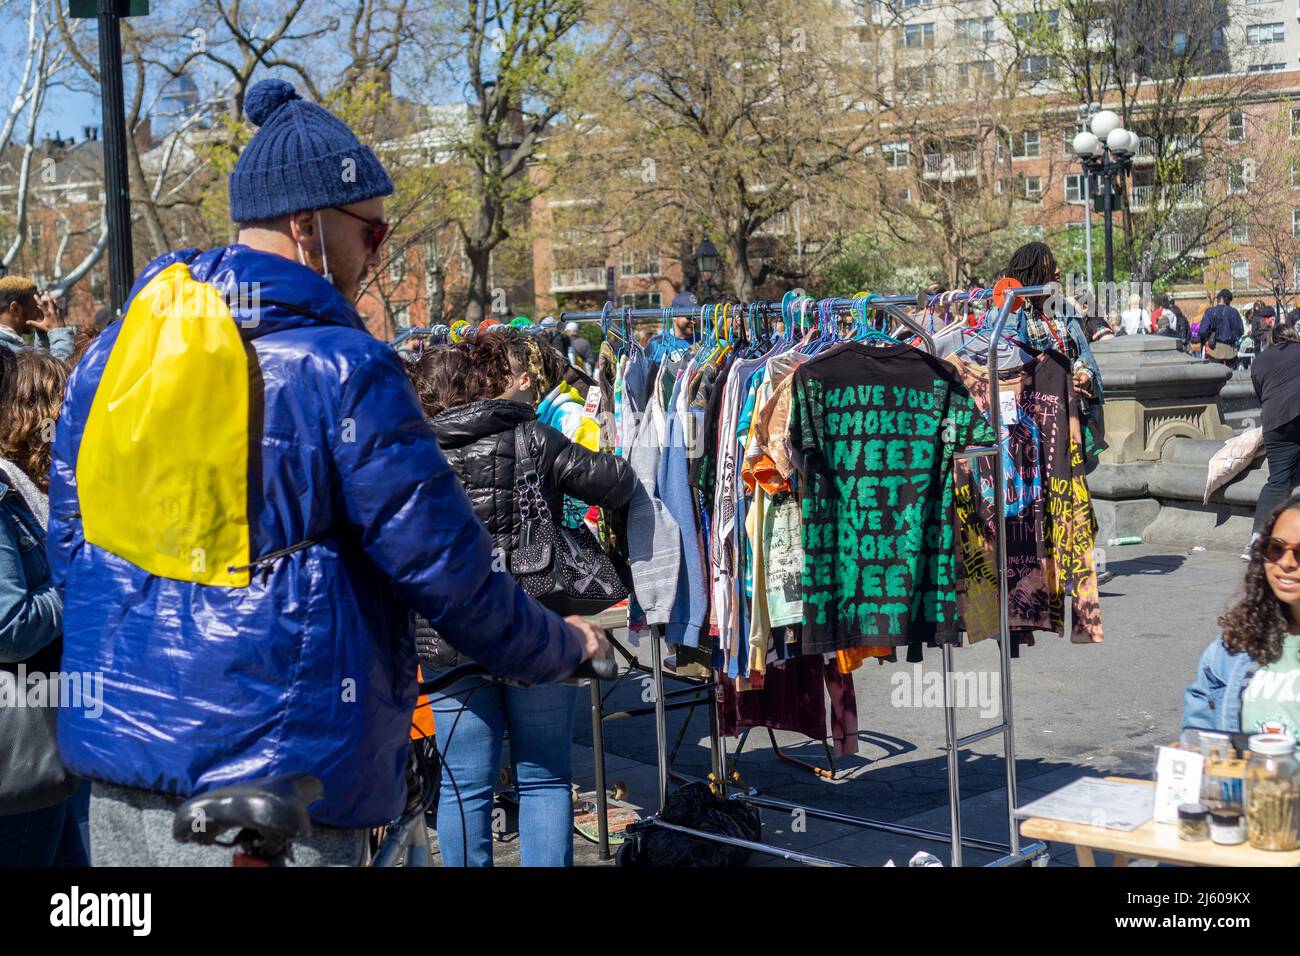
left=4, top=74, right=1300, bottom=871
left=1, top=79, right=611, bottom=868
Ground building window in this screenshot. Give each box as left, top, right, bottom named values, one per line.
left=1230, top=219, right=1249, bottom=243
left=957, top=60, right=996, bottom=88
left=1248, top=62, right=1287, bottom=72
left=1291, top=160, right=1300, bottom=189
left=621, top=292, right=662, bottom=309
left=1227, top=111, right=1245, bottom=144
left=1020, top=55, right=1055, bottom=82
left=1065, top=173, right=1084, bottom=203
left=898, top=187, right=912, bottom=202
left=1294, top=257, right=1300, bottom=290
left=1293, top=208, right=1300, bottom=237
left=1171, top=32, right=1188, bottom=55
left=1014, top=9, right=1059, bottom=30
left=1246, top=22, right=1285, bottom=44
left=620, top=249, right=658, bottom=277
left=388, top=251, right=406, bottom=283
left=1291, top=107, right=1300, bottom=139
left=1228, top=161, right=1248, bottom=194
left=899, top=22, right=935, bottom=48
left=1024, top=176, right=1043, bottom=199
left=1011, top=130, right=1040, bottom=159
left=955, top=16, right=994, bottom=44
left=896, top=65, right=936, bottom=93
left=883, top=141, right=909, bottom=168
left=1231, top=260, right=1249, bottom=290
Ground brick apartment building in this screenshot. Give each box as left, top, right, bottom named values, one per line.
left=525, top=0, right=1300, bottom=322
left=14, top=2, right=1300, bottom=334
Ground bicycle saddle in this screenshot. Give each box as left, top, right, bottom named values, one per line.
left=173, top=773, right=323, bottom=847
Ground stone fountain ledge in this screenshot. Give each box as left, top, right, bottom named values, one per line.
left=1087, top=337, right=1273, bottom=552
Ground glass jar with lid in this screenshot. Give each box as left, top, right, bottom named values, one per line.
left=1244, top=733, right=1300, bottom=851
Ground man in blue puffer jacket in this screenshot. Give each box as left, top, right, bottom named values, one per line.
left=48, top=79, right=607, bottom=865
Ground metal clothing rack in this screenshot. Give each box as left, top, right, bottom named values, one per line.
left=582, top=281, right=1055, bottom=867
left=585, top=624, right=722, bottom=861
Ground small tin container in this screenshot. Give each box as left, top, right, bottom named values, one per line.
left=1209, top=805, right=1245, bottom=845
left=1178, top=802, right=1210, bottom=842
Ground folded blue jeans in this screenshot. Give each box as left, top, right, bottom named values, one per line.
left=429, top=674, right=577, bottom=867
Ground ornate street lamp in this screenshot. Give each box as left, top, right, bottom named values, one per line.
left=1073, top=109, right=1137, bottom=286
left=695, top=239, right=721, bottom=299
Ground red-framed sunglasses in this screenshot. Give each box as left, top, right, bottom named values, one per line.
left=1257, top=536, right=1300, bottom=564
left=331, top=206, right=390, bottom=251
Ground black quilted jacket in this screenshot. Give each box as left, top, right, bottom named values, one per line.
left=415, top=399, right=635, bottom=667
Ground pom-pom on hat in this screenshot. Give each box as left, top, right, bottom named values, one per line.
left=229, top=78, right=394, bottom=223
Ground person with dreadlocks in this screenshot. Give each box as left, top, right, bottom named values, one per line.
left=1003, top=240, right=1104, bottom=416
left=1003, top=242, right=1111, bottom=585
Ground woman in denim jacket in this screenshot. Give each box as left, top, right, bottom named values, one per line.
left=0, top=348, right=86, bottom=865
left=1183, top=494, right=1300, bottom=736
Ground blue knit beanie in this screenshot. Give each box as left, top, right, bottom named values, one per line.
left=228, top=79, right=394, bottom=223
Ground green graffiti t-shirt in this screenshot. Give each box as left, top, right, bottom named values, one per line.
left=787, top=342, right=995, bottom=653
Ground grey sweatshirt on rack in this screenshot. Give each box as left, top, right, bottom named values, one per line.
left=622, top=356, right=683, bottom=627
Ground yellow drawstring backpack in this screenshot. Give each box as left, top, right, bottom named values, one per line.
left=77, top=261, right=253, bottom=587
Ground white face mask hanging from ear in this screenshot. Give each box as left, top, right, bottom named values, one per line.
left=295, top=211, right=332, bottom=286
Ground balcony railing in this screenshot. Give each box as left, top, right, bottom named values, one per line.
left=923, top=150, right=979, bottom=179
left=1128, top=182, right=1204, bottom=210
left=1157, top=232, right=1202, bottom=258
left=550, top=267, right=606, bottom=293
left=1133, top=135, right=1200, bottom=164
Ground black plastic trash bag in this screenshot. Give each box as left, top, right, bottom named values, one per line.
left=616, top=782, right=761, bottom=867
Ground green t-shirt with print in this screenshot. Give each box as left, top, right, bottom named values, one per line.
left=786, top=342, right=995, bottom=654
left=1241, top=633, right=1300, bottom=737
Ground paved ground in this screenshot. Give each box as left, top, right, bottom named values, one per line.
left=428, top=542, right=1246, bottom=867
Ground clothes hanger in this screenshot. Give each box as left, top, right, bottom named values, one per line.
left=953, top=288, right=1027, bottom=357
left=856, top=293, right=904, bottom=347
left=779, top=291, right=797, bottom=347
left=795, top=296, right=817, bottom=348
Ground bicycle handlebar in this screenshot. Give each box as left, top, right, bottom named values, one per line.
left=573, top=653, right=618, bottom=682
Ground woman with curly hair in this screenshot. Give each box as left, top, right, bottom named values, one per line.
left=405, top=343, right=480, bottom=419
left=419, top=328, right=635, bottom=866
left=0, top=347, right=88, bottom=866
left=0, top=350, right=68, bottom=495
left=1184, top=494, right=1300, bottom=736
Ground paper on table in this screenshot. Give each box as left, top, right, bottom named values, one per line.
left=1153, top=745, right=1205, bottom=824
left=1013, top=778, right=1155, bottom=831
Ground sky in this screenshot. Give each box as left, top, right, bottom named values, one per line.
left=1, top=2, right=544, bottom=148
